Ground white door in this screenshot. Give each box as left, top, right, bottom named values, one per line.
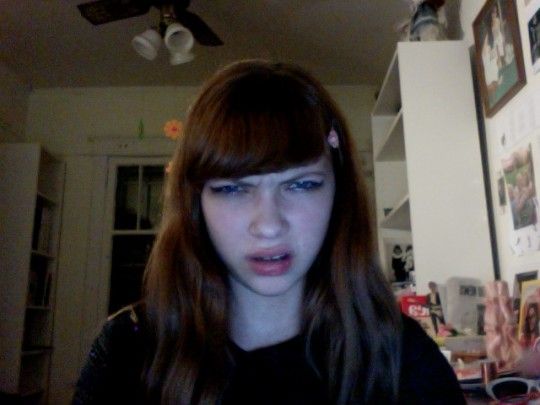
left=99, top=157, right=168, bottom=318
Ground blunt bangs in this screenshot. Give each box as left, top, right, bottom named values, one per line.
left=184, top=66, right=331, bottom=183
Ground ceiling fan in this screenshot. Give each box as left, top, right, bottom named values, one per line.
left=77, top=0, right=223, bottom=47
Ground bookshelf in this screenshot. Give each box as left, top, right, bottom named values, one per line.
left=0, top=144, right=65, bottom=403
left=371, top=42, right=494, bottom=293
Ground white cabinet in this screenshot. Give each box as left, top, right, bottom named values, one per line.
left=371, top=41, right=494, bottom=294
left=0, top=144, right=64, bottom=402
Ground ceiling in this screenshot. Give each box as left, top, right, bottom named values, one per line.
left=0, top=1, right=412, bottom=88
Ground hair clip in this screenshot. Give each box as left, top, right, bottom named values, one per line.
left=327, top=128, right=339, bottom=149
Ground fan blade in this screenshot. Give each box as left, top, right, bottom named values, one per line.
left=175, top=10, right=223, bottom=46
left=77, top=0, right=152, bottom=25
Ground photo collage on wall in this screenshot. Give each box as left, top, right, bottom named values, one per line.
left=484, top=0, right=540, bottom=254
left=501, top=143, right=540, bottom=253
left=493, top=87, right=540, bottom=255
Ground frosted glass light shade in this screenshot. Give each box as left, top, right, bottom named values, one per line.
left=132, top=29, right=162, bottom=60
left=164, top=23, right=194, bottom=54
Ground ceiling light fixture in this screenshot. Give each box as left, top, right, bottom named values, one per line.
left=164, top=22, right=194, bottom=64
left=132, top=28, right=162, bottom=60
left=131, top=4, right=195, bottom=65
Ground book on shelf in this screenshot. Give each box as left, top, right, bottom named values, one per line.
left=31, top=200, right=43, bottom=250
left=28, top=256, right=49, bottom=306
left=31, top=198, right=53, bottom=253
left=43, top=272, right=52, bottom=306
left=38, top=205, right=53, bottom=253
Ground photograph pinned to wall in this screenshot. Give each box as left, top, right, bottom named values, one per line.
left=517, top=279, right=540, bottom=348
left=502, top=144, right=537, bottom=229
left=473, top=0, right=527, bottom=117
left=526, top=0, right=540, bottom=73
left=501, top=143, right=540, bottom=254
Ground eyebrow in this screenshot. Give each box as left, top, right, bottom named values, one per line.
left=236, top=169, right=328, bottom=182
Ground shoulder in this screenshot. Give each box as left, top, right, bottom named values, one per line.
left=100, top=303, right=149, bottom=358
left=399, top=315, right=466, bottom=404
left=106, top=303, right=144, bottom=333
left=73, top=303, right=148, bottom=404
left=401, top=314, right=436, bottom=351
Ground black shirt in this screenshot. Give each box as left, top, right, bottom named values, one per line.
left=73, top=306, right=465, bottom=404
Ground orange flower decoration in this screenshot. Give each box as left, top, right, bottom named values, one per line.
left=164, top=119, right=183, bottom=140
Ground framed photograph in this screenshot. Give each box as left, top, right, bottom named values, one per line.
left=513, top=270, right=539, bottom=298
left=513, top=270, right=538, bottom=318
left=473, top=0, right=527, bottom=117
left=518, top=279, right=540, bottom=348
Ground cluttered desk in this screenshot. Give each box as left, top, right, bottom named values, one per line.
left=395, top=277, right=540, bottom=404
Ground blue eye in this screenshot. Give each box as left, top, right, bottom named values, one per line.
left=209, top=184, right=246, bottom=195
left=287, top=180, right=323, bottom=191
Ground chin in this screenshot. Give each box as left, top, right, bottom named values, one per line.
left=248, top=277, right=301, bottom=297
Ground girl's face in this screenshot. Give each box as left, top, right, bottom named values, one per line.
left=528, top=306, right=537, bottom=322
left=201, top=155, right=335, bottom=298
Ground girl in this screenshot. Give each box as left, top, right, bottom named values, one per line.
left=74, top=60, right=464, bottom=404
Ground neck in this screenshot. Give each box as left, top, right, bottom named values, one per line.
left=228, top=280, right=304, bottom=351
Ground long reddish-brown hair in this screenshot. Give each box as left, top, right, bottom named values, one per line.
left=142, top=60, right=402, bottom=404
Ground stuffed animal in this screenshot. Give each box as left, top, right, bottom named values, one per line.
left=397, top=0, right=448, bottom=41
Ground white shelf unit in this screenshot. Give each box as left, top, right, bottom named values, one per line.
left=371, top=42, right=494, bottom=294
left=0, top=144, right=65, bottom=402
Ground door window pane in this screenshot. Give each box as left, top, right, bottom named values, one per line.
left=108, top=234, right=154, bottom=314
left=140, top=165, right=165, bottom=230
left=114, top=166, right=139, bottom=230
left=108, top=162, right=165, bottom=315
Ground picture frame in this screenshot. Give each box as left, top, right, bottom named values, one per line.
left=513, top=270, right=538, bottom=319
left=473, top=0, right=526, bottom=117
left=517, top=279, right=540, bottom=348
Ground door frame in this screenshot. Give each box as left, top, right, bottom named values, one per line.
left=97, top=156, right=169, bottom=322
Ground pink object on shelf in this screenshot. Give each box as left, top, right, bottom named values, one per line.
left=483, top=280, right=522, bottom=370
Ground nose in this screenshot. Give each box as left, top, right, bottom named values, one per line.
left=248, top=190, right=288, bottom=239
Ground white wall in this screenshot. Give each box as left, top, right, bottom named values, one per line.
left=26, top=85, right=375, bottom=155
left=25, top=83, right=376, bottom=403
left=0, top=62, right=31, bottom=142
left=25, top=86, right=200, bottom=154
left=460, top=1, right=540, bottom=285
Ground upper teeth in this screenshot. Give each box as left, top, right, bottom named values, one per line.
left=259, top=254, right=286, bottom=261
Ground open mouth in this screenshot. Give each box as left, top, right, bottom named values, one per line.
left=247, top=252, right=292, bottom=276
left=252, top=253, right=290, bottom=262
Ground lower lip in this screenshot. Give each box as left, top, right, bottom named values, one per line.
left=248, top=255, right=292, bottom=276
